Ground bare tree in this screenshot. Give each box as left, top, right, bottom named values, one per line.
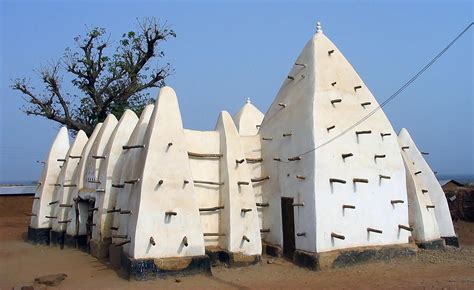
left=12, top=18, right=176, bottom=136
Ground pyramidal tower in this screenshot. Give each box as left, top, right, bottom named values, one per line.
left=259, top=22, right=411, bottom=262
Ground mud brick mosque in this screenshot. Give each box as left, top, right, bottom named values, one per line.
left=27, top=23, right=457, bottom=280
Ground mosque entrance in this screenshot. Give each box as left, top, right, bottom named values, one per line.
left=281, top=197, right=296, bottom=259
left=76, top=197, right=96, bottom=249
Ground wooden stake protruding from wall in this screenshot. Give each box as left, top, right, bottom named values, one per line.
left=327, top=125, right=336, bottom=132
left=260, top=229, right=270, bottom=233
left=236, top=159, right=245, bottom=164
left=92, top=155, right=106, bottom=159
left=398, top=225, right=413, bottom=232
left=251, top=176, right=270, bottom=182
left=188, top=152, right=223, bottom=158
left=330, top=178, right=346, bottom=184
left=379, top=174, right=391, bottom=180
left=256, top=202, right=269, bottom=207
left=331, top=82, right=337, bottom=86
left=241, top=208, right=252, bottom=214
left=401, top=146, right=410, bottom=150
left=246, top=157, right=263, bottom=163
left=331, top=99, right=342, bottom=105
left=115, top=240, right=131, bottom=246
left=165, top=211, right=177, bottom=216
left=354, top=85, right=362, bottom=91
left=426, top=205, right=436, bottom=209
left=150, top=237, right=156, bottom=246
left=331, top=232, right=345, bottom=240
left=193, top=180, right=223, bottom=186
left=124, top=179, right=140, bottom=184
left=278, top=103, right=287, bottom=108
left=199, top=206, right=224, bottom=212
left=328, top=49, right=335, bottom=55
left=343, top=205, right=356, bottom=209
left=391, top=200, right=405, bottom=205
left=182, top=236, right=189, bottom=247
left=112, top=184, right=125, bottom=188
left=242, top=235, right=250, bottom=242
left=380, top=133, right=392, bottom=138
left=283, top=133, right=292, bottom=137
left=238, top=181, right=250, bottom=186
left=353, top=178, right=369, bottom=184
left=342, top=153, right=353, bottom=160
left=414, top=171, right=422, bottom=175
left=122, top=145, right=145, bottom=150
left=296, top=175, right=306, bottom=180
left=288, top=156, right=301, bottom=161
left=374, top=154, right=386, bottom=160
left=356, top=130, right=372, bottom=136
left=262, top=137, right=273, bottom=141
left=367, top=227, right=383, bottom=234
left=361, top=102, right=371, bottom=108
left=296, top=232, right=306, bottom=237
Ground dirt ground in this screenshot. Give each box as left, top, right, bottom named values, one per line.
left=1, top=196, right=474, bottom=289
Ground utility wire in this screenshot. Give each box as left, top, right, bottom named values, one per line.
left=298, top=22, right=473, bottom=157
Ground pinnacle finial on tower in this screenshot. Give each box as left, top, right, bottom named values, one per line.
left=316, top=21, right=323, bottom=34
left=246, top=97, right=251, bottom=104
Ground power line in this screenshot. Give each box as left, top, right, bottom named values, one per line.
left=298, top=22, right=473, bottom=157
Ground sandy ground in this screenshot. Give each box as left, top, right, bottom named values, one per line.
left=1, top=196, right=474, bottom=289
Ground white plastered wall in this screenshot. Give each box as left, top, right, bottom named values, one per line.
left=112, top=105, right=154, bottom=246
left=216, top=111, right=262, bottom=255
left=126, top=87, right=205, bottom=259
left=30, top=127, right=70, bottom=229
left=398, top=128, right=455, bottom=238
left=184, top=129, right=221, bottom=247
left=51, top=131, right=88, bottom=232
left=312, top=31, right=410, bottom=252
left=65, top=124, right=102, bottom=237
left=91, top=110, right=138, bottom=243
left=398, top=128, right=449, bottom=242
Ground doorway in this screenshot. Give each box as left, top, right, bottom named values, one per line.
left=281, top=197, right=296, bottom=259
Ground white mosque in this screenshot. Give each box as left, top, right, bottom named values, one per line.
left=27, top=23, right=457, bottom=280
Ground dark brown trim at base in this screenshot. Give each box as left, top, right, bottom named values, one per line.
left=205, top=247, right=261, bottom=267
left=262, top=242, right=283, bottom=257
left=292, top=244, right=417, bottom=271
left=109, top=244, right=123, bottom=269
left=64, top=234, right=89, bottom=251
left=416, top=238, right=446, bottom=250
left=27, top=226, right=51, bottom=245
left=90, top=238, right=111, bottom=259
left=442, top=236, right=459, bottom=248
left=121, top=253, right=212, bottom=280
left=50, top=230, right=66, bottom=247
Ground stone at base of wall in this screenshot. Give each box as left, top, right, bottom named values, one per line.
left=121, top=253, right=212, bottom=281
left=64, top=234, right=89, bottom=251
left=262, top=241, right=283, bottom=257
left=50, top=230, right=66, bottom=247
left=293, top=244, right=417, bottom=271
left=27, top=226, right=51, bottom=245
left=205, top=247, right=261, bottom=267
left=416, top=238, right=446, bottom=250
left=109, top=244, right=123, bottom=269
left=90, top=238, right=111, bottom=259
left=442, top=236, right=459, bottom=248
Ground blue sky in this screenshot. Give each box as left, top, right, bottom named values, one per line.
left=0, top=0, right=473, bottom=183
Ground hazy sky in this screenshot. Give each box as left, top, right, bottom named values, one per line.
left=0, top=0, right=473, bottom=183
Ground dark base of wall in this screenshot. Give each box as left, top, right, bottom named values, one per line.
left=121, top=253, right=212, bottom=280
left=263, top=242, right=283, bottom=257
left=442, top=236, right=459, bottom=248
left=293, top=244, right=417, bottom=271
left=416, top=238, right=446, bottom=250
left=109, top=244, right=123, bottom=269
left=50, top=230, right=66, bottom=247
left=64, top=234, right=89, bottom=251
left=27, top=226, right=51, bottom=245
left=205, top=247, right=261, bottom=267
left=90, top=238, right=111, bottom=259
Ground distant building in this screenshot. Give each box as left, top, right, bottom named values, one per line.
left=439, top=180, right=464, bottom=191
